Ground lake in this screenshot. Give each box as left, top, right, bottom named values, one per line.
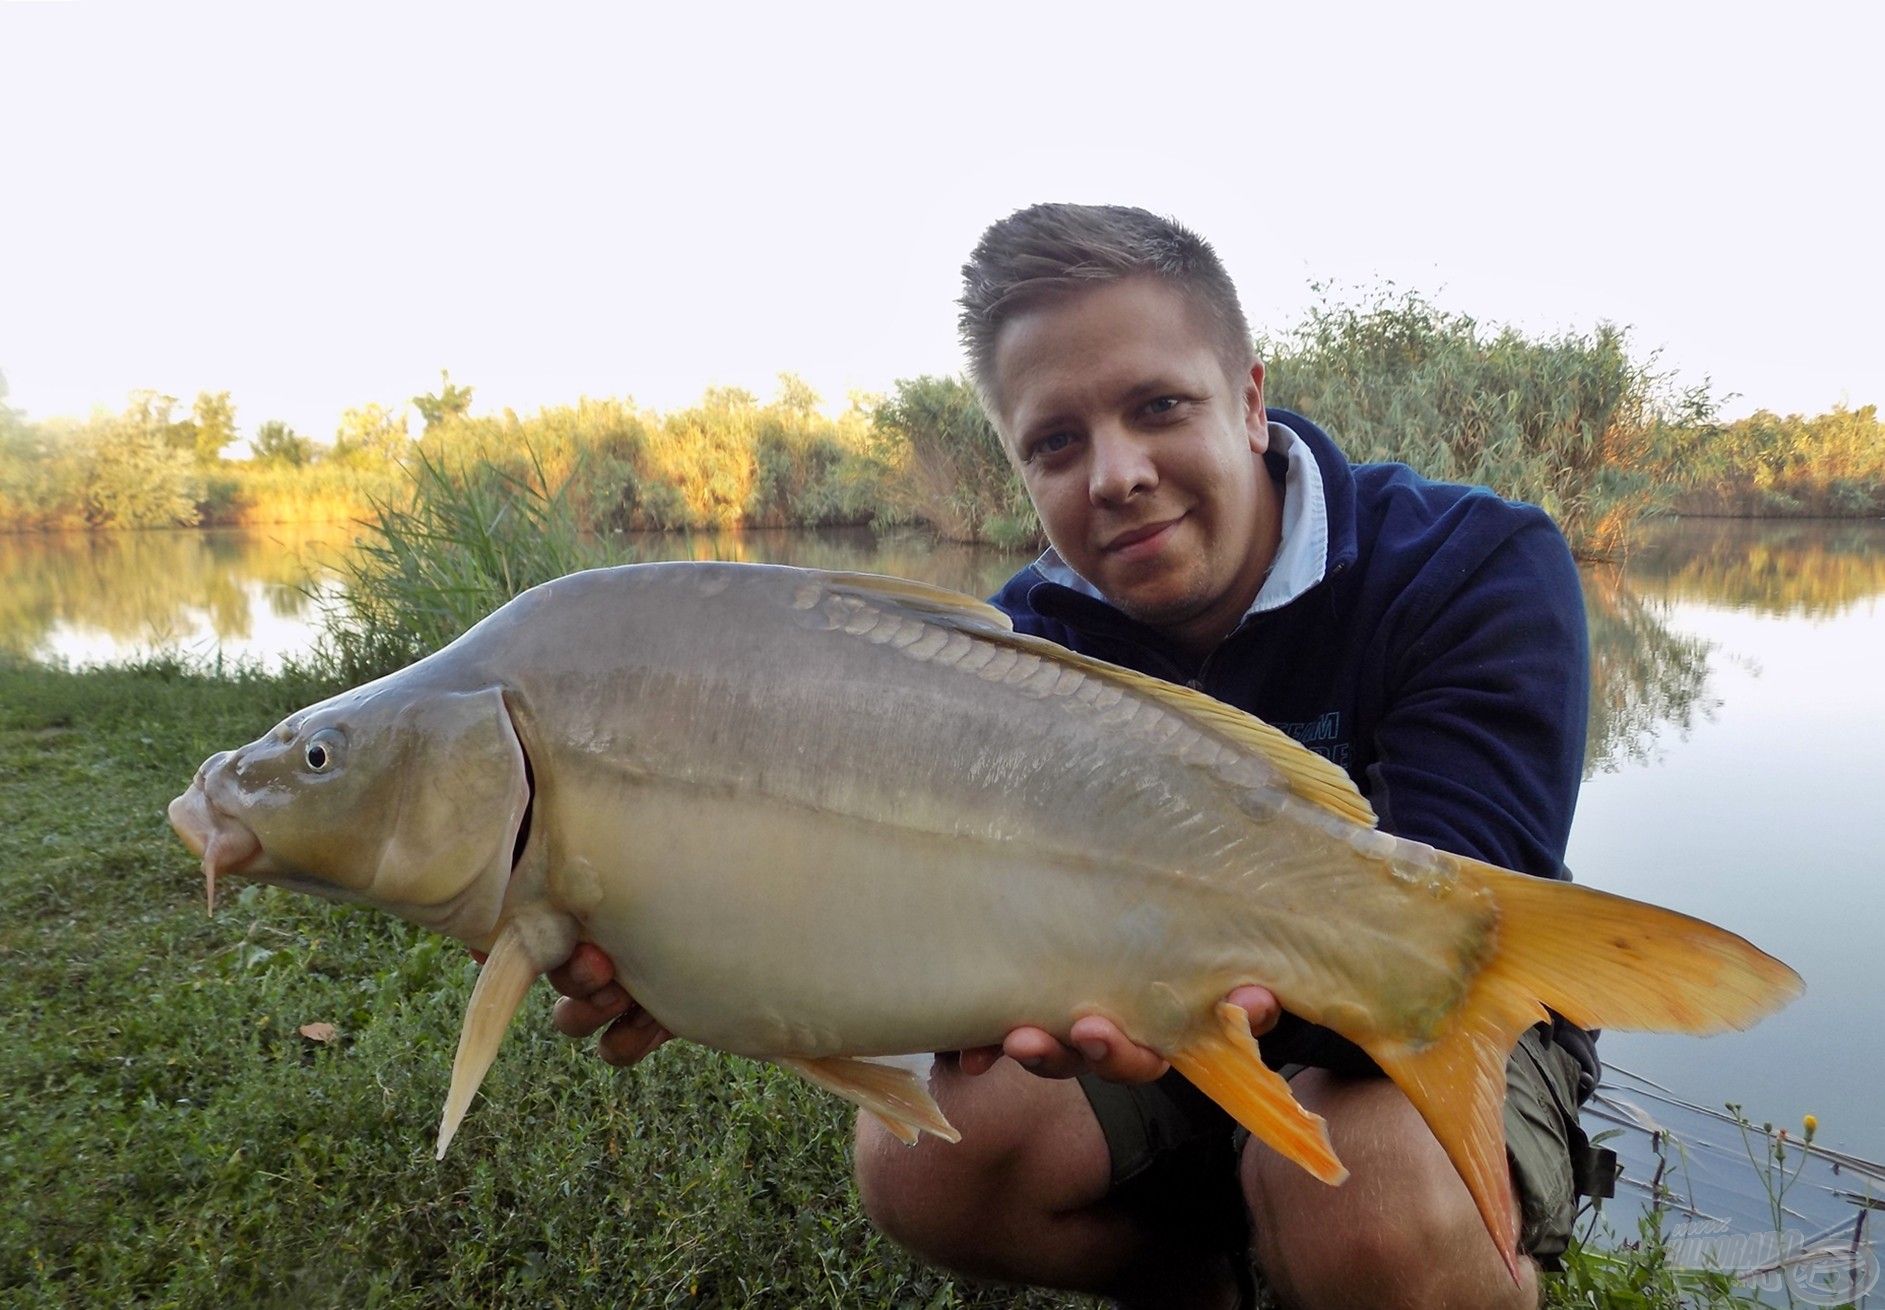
left=5, top=517, right=1880, bottom=1289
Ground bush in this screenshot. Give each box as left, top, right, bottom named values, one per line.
left=872, top=375, right=1038, bottom=545
left=1262, top=288, right=1714, bottom=559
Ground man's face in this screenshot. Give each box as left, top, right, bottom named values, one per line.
left=991, top=276, right=1278, bottom=653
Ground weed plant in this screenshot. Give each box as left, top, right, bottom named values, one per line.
left=320, top=448, right=621, bottom=683
left=1547, top=1114, right=1874, bottom=1309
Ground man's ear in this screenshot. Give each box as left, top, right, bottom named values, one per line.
left=1243, top=359, right=1270, bottom=455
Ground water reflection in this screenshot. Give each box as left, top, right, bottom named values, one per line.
left=0, top=527, right=357, bottom=665
left=1580, top=564, right=1717, bottom=776
left=1626, top=517, right=1885, bottom=617
left=597, top=527, right=1033, bottom=600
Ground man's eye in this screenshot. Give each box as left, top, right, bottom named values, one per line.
left=1030, top=432, right=1075, bottom=460
left=1143, top=396, right=1183, bottom=418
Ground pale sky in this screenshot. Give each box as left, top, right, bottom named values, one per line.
left=3, top=1, right=1879, bottom=445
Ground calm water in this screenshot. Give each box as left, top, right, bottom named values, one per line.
left=6, top=518, right=1881, bottom=1281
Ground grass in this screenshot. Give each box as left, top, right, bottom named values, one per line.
left=0, top=658, right=1083, bottom=1308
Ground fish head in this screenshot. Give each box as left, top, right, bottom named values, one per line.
left=168, top=682, right=530, bottom=943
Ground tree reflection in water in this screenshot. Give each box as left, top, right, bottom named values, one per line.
left=0, top=527, right=357, bottom=662
left=1622, top=517, right=1885, bottom=618
left=1580, top=517, right=1885, bottom=774
left=1581, top=563, right=1718, bottom=776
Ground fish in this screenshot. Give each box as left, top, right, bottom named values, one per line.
left=166, top=561, right=1802, bottom=1278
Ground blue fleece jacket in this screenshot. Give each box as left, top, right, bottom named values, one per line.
left=988, top=409, right=1596, bottom=1088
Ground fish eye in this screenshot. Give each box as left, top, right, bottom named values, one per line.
left=303, top=729, right=344, bottom=773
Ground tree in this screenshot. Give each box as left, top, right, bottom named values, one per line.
left=252, top=419, right=316, bottom=468
left=334, top=403, right=411, bottom=465
left=191, top=390, right=237, bottom=463
left=0, top=368, right=20, bottom=439
left=774, top=372, right=821, bottom=419
left=79, top=404, right=202, bottom=528
left=412, top=370, right=474, bottom=432
left=122, top=390, right=194, bottom=453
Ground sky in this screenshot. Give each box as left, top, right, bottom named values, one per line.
left=3, top=1, right=1880, bottom=445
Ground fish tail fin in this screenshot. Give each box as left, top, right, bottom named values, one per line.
left=1167, top=1001, right=1348, bottom=1187
left=436, top=919, right=545, bottom=1160
left=1365, top=856, right=1804, bottom=1283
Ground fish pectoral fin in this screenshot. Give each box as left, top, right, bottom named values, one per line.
left=1166, top=1001, right=1347, bottom=1186
left=778, top=1054, right=960, bottom=1146
left=435, top=915, right=572, bottom=1160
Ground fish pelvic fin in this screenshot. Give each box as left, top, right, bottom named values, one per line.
left=1167, top=1001, right=1347, bottom=1187
left=779, top=1054, right=961, bottom=1146
left=436, top=913, right=575, bottom=1160
left=1363, top=855, right=1804, bottom=1284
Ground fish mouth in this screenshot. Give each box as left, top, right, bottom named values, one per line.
left=168, top=760, right=265, bottom=914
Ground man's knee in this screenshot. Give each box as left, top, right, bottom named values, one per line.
left=851, top=1059, right=1112, bottom=1272
left=853, top=1109, right=1009, bottom=1259
left=1244, top=1071, right=1540, bottom=1310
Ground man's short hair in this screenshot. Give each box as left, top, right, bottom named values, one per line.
left=958, top=203, right=1255, bottom=415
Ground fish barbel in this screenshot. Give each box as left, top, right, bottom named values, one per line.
left=166, top=562, right=1801, bottom=1275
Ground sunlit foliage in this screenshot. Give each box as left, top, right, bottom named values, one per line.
left=2, top=289, right=1876, bottom=548
left=1672, top=405, right=1884, bottom=516
left=1262, top=288, right=1715, bottom=560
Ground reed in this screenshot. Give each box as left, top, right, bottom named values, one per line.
left=320, top=448, right=620, bottom=682
left=1262, top=289, right=1713, bottom=560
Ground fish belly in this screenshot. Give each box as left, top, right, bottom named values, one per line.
left=555, top=778, right=1253, bottom=1060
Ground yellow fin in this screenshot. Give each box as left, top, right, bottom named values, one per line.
left=819, top=572, right=1015, bottom=632
left=779, top=1054, right=961, bottom=1145
left=994, top=630, right=1373, bottom=826
left=1464, top=855, right=1805, bottom=1036
left=436, top=921, right=542, bottom=1160
left=1360, top=855, right=1804, bottom=1282
left=1166, top=1002, right=1347, bottom=1186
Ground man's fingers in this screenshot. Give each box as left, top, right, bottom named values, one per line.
left=1226, top=984, right=1281, bottom=1036
left=956, top=1045, right=1004, bottom=1077
left=552, top=985, right=632, bottom=1039
left=1067, top=1015, right=1169, bottom=1083
left=1002, top=1026, right=1089, bottom=1078
left=597, top=1012, right=671, bottom=1068
left=546, top=942, right=615, bottom=999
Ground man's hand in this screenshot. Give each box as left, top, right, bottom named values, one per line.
left=958, top=985, right=1281, bottom=1083
left=545, top=942, right=672, bottom=1067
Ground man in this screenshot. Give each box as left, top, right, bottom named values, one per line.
left=549, top=204, right=1605, bottom=1308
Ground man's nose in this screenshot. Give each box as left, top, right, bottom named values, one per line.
left=1088, top=430, right=1156, bottom=504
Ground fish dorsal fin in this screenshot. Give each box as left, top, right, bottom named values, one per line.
left=820, top=568, right=1373, bottom=828
left=1083, top=663, right=1377, bottom=827
left=817, top=571, right=1015, bottom=632
left=989, top=628, right=1376, bottom=827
